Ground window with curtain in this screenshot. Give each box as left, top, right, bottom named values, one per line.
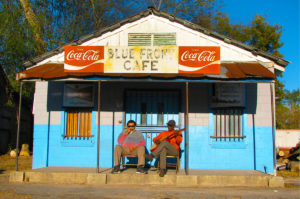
left=65, top=109, right=92, bottom=138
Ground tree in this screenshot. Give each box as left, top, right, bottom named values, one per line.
left=19, top=0, right=46, bottom=53
left=281, top=89, right=300, bottom=129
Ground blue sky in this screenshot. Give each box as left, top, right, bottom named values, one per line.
left=222, top=0, right=300, bottom=92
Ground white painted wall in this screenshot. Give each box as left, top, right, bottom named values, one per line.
left=28, top=15, right=275, bottom=71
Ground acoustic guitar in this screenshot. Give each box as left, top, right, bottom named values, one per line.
left=150, top=128, right=185, bottom=152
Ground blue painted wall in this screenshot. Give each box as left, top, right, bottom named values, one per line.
left=33, top=114, right=274, bottom=173
left=32, top=82, right=275, bottom=174
left=187, top=114, right=274, bottom=173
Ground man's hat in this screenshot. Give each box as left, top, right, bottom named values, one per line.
left=167, top=120, right=176, bottom=126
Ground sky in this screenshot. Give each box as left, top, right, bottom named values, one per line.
left=222, top=0, right=300, bottom=92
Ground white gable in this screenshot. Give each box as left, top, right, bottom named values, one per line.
left=28, top=14, right=283, bottom=72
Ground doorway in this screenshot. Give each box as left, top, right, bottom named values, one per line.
left=125, top=90, right=181, bottom=151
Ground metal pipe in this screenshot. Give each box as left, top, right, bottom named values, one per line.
left=270, top=82, right=276, bottom=175
left=16, top=81, right=23, bottom=171
left=97, top=81, right=101, bottom=173
left=185, top=82, right=189, bottom=175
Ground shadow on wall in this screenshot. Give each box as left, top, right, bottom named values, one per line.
left=47, top=81, right=258, bottom=114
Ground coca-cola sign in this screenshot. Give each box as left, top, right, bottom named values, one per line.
left=64, top=46, right=104, bottom=72
left=179, top=46, right=220, bottom=74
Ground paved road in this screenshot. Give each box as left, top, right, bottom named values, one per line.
left=0, top=174, right=299, bottom=199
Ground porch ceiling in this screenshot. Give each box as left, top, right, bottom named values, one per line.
left=16, top=62, right=275, bottom=81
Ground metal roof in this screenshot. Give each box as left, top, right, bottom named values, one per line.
left=22, top=7, right=289, bottom=69
left=16, top=62, right=275, bottom=81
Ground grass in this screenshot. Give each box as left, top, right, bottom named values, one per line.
left=0, top=154, right=32, bottom=173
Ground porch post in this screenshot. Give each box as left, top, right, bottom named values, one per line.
left=185, top=82, right=189, bottom=175
left=16, top=81, right=23, bottom=171
left=97, top=81, right=101, bottom=173
left=270, top=81, right=276, bottom=175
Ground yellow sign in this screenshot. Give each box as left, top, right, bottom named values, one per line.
left=104, top=46, right=178, bottom=73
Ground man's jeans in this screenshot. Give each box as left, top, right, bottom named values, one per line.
left=114, top=145, right=145, bottom=166
left=152, top=141, right=178, bottom=169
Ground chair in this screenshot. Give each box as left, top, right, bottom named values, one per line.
left=121, top=155, right=138, bottom=169
left=158, top=155, right=180, bottom=174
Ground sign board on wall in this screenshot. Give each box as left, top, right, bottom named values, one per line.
left=210, top=83, right=245, bottom=108
left=64, top=46, right=220, bottom=74
left=105, top=46, right=178, bottom=73
left=178, top=46, right=220, bottom=74
left=64, top=46, right=104, bottom=73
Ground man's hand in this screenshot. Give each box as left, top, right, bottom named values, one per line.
left=174, top=130, right=179, bottom=136
left=129, top=146, right=136, bottom=152
left=125, top=128, right=131, bottom=136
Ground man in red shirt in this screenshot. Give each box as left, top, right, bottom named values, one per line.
left=146, top=120, right=182, bottom=177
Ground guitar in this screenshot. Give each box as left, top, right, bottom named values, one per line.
left=150, top=128, right=185, bottom=152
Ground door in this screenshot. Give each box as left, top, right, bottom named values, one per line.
left=125, top=90, right=180, bottom=152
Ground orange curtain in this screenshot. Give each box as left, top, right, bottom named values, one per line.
left=66, top=111, right=79, bottom=137
left=79, top=111, right=92, bottom=137
left=66, top=110, right=92, bottom=137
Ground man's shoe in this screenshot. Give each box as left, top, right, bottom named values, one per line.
left=145, top=154, right=154, bottom=161
left=111, top=165, right=120, bottom=174
left=159, top=169, right=166, bottom=177
left=136, top=165, right=147, bottom=174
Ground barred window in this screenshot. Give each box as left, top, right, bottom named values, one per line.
left=212, top=108, right=245, bottom=140
left=65, top=109, right=92, bottom=138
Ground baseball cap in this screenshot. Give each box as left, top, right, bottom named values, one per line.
left=167, top=120, right=176, bottom=126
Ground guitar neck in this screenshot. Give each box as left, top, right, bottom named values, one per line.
left=159, top=128, right=185, bottom=141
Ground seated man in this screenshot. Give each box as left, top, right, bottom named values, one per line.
left=112, top=120, right=147, bottom=174
left=146, top=120, right=183, bottom=177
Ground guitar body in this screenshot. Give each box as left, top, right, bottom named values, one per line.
left=150, top=143, right=158, bottom=153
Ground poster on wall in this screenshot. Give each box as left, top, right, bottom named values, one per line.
left=178, top=46, right=220, bottom=74
left=63, top=84, right=95, bottom=107
left=210, top=83, right=245, bottom=108
left=64, top=46, right=104, bottom=73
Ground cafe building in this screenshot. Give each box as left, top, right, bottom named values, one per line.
left=17, top=8, right=288, bottom=174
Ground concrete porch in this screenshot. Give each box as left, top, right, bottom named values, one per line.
left=9, top=167, right=284, bottom=188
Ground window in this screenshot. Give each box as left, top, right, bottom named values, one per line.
left=212, top=108, right=245, bottom=140
left=65, top=109, right=92, bottom=138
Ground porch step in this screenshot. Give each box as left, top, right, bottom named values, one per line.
left=9, top=168, right=284, bottom=188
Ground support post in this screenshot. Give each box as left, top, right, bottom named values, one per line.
left=270, top=81, right=276, bottom=175
left=97, top=81, right=101, bottom=173
left=16, top=81, right=23, bottom=171
left=185, top=82, right=189, bottom=175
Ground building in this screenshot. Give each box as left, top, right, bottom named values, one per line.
left=16, top=8, right=288, bottom=174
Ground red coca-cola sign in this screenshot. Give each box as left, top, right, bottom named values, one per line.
left=178, top=46, right=220, bottom=74
left=64, top=46, right=104, bottom=72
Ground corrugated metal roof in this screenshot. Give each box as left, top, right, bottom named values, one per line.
left=22, top=7, right=289, bottom=69
left=16, top=62, right=275, bottom=81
